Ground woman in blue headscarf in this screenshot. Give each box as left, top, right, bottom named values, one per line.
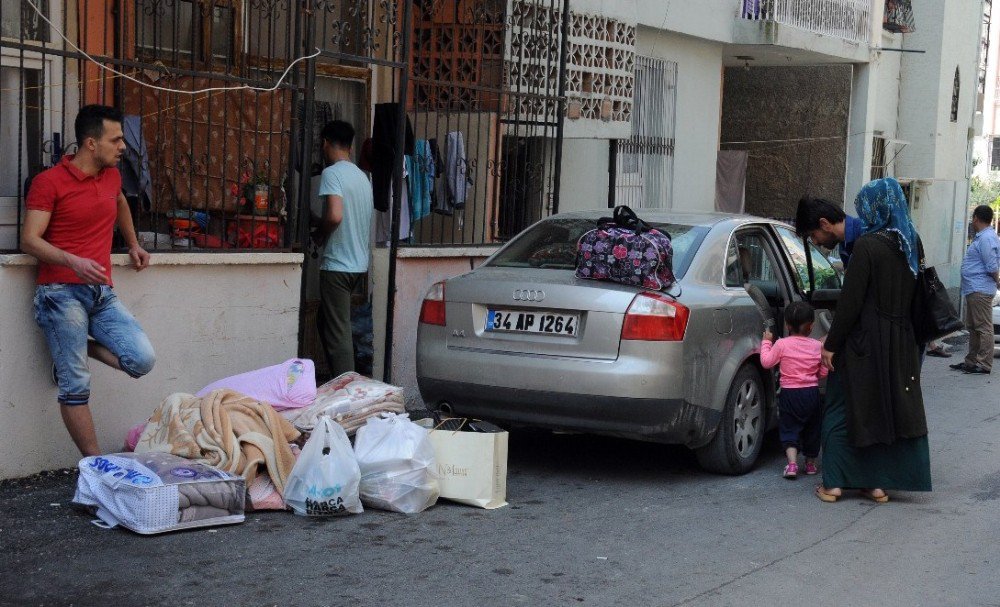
left=815, top=178, right=931, bottom=503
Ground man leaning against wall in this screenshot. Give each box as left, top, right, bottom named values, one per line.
left=20, top=104, right=156, bottom=456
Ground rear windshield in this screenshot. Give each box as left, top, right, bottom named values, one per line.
left=486, top=217, right=709, bottom=279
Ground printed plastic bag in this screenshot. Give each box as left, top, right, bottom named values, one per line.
left=354, top=413, right=440, bottom=514
left=283, top=417, right=363, bottom=516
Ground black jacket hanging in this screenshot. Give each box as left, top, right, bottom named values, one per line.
left=371, top=103, right=415, bottom=212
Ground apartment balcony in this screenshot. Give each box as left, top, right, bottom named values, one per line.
left=731, top=0, right=874, bottom=65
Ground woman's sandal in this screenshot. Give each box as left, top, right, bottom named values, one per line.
left=815, top=486, right=841, bottom=503
left=859, top=489, right=890, bottom=503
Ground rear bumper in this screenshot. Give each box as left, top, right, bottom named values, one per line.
left=418, top=378, right=721, bottom=447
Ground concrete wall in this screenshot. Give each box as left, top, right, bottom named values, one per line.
left=638, top=0, right=736, bottom=44
left=721, top=65, right=852, bottom=218
left=559, top=138, right=612, bottom=213
left=896, top=0, right=982, bottom=181
left=0, top=253, right=303, bottom=479
left=888, top=0, right=984, bottom=292
left=872, top=33, right=904, bottom=141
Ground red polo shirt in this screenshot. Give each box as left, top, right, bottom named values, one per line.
left=25, top=155, right=120, bottom=285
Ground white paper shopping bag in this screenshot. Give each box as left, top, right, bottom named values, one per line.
left=427, top=426, right=508, bottom=509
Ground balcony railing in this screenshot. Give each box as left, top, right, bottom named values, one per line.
left=739, top=0, right=873, bottom=46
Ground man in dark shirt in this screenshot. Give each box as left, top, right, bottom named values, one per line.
left=794, top=197, right=865, bottom=266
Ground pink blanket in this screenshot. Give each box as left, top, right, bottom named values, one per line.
left=197, top=359, right=317, bottom=411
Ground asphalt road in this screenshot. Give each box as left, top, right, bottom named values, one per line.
left=1, top=354, right=998, bottom=607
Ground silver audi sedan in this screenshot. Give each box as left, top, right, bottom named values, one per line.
left=416, top=210, right=842, bottom=474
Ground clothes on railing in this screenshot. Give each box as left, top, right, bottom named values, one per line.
left=121, top=115, right=153, bottom=212
left=371, top=103, right=415, bottom=213
left=443, top=131, right=472, bottom=213
left=884, top=0, right=916, bottom=34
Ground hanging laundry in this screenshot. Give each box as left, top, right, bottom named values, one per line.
left=376, top=167, right=412, bottom=245
left=443, top=131, right=473, bottom=212
left=884, top=0, right=916, bottom=34
left=427, top=138, right=446, bottom=214
left=371, top=103, right=415, bottom=212
left=408, top=140, right=433, bottom=222
left=120, top=115, right=153, bottom=211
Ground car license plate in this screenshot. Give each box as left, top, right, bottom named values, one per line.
left=486, top=309, right=578, bottom=336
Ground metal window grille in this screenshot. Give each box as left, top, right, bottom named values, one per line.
left=612, top=56, right=676, bottom=210
left=871, top=135, right=888, bottom=180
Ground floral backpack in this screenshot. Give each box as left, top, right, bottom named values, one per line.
left=575, top=205, right=675, bottom=291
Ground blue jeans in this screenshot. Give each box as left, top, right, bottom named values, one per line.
left=33, top=284, right=155, bottom=406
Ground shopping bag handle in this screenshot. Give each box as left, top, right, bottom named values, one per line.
left=433, top=417, right=469, bottom=433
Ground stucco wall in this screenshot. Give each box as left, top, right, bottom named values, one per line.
left=897, top=0, right=982, bottom=181
left=909, top=180, right=969, bottom=293
left=721, top=65, right=852, bottom=218
left=873, top=33, right=903, bottom=139
left=0, top=253, right=303, bottom=479
left=637, top=0, right=736, bottom=43
left=558, top=139, right=612, bottom=213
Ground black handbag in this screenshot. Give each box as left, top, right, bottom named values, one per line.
left=912, top=239, right=963, bottom=344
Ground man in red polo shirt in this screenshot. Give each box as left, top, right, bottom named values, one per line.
left=21, top=105, right=156, bottom=457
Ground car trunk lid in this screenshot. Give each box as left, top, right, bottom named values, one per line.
left=442, top=268, right=641, bottom=360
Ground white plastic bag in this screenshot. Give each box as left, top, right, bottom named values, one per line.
left=354, top=413, right=440, bottom=514
left=283, top=417, right=363, bottom=516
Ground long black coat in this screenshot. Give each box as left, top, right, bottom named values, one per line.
left=825, top=232, right=928, bottom=447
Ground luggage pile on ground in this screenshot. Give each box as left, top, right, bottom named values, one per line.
left=73, top=358, right=509, bottom=534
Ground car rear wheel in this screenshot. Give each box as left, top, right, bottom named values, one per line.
left=695, top=365, right=765, bottom=475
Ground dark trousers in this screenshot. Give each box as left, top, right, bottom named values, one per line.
left=778, top=387, right=823, bottom=458
left=319, top=270, right=365, bottom=377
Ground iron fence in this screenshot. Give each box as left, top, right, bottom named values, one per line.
left=1, top=0, right=567, bottom=254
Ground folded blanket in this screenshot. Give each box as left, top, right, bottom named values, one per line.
left=136, top=389, right=301, bottom=496
left=284, top=372, right=405, bottom=434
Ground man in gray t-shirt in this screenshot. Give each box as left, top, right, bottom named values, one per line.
left=315, top=120, right=373, bottom=376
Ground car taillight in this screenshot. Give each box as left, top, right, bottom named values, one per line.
left=621, top=292, right=689, bottom=341
left=419, top=281, right=446, bottom=326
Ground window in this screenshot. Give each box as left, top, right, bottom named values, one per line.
left=871, top=136, right=888, bottom=180
left=614, top=57, right=677, bottom=209
left=991, top=136, right=1000, bottom=171
left=1, top=0, right=49, bottom=42
left=951, top=67, right=961, bottom=122
left=135, top=0, right=236, bottom=68
left=774, top=225, right=842, bottom=293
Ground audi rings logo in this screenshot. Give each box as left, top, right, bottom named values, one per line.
left=512, top=289, right=545, bottom=302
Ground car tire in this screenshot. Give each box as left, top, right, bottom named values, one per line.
left=695, top=365, right=766, bottom=475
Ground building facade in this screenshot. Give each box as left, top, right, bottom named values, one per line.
left=0, top=0, right=987, bottom=475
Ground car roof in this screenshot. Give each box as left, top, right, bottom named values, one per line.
left=550, top=209, right=791, bottom=230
